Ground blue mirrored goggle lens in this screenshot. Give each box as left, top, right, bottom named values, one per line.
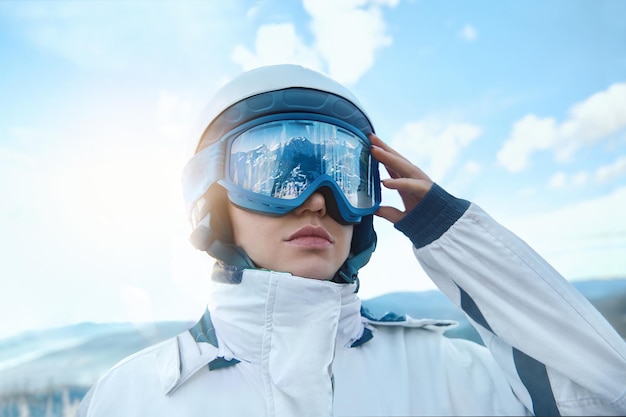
left=227, top=119, right=376, bottom=209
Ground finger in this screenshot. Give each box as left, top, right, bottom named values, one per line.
left=382, top=177, right=434, bottom=213
left=369, top=134, right=409, bottom=178
left=375, top=205, right=406, bottom=224
left=381, top=179, right=423, bottom=212
left=381, top=177, right=432, bottom=198
left=384, top=163, right=401, bottom=180
left=369, top=134, right=405, bottom=159
left=369, top=136, right=401, bottom=178
left=370, top=135, right=409, bottom=178
left=371, top=144, right=430, bottom=181
left=370, top=134, right=433, bottom=183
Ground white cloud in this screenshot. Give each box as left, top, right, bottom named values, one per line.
left=231, top=23, right=323, bottom=72
left=547, top=170, right=591, bottom=190
left=548, top=172, right=567, bottom=189
left=1, top=2, right=237, bottom=71
left=548, top=156, right=626, bottom=189
left=302, top=0, right=398, bottom=85
left=572, top=171, right=590, bottom=187
left=391, top=120, right=482, bottom=182
left=459, top=24, right=478, bottom=42
left=497, top=114, right=557, bottom=172
left=245, top=4, right=262, bottom=19
left=464, top=160, right=482, bottom=175
left=595, top=156, right=626, bottom=183
left=557, top=83, right=626, bottom=161
left=504, top=185, right=626, bottom=280
left=498, top=83, right=626, bottom=172
left=233, top=0, right=398, bottom=85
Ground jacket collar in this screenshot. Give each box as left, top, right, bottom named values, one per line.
left=157, top=264, right=368, bottom=395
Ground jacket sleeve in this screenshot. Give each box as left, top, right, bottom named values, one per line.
left=394, top=183, right=626, bottom=416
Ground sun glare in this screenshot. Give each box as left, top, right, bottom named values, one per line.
left=54, top=144, right=186, bottom=252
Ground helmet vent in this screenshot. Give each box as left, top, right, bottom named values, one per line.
left=246, top=93, right=275, bottom=111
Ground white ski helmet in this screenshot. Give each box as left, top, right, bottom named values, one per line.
left=181, top=64, right=380, bottom=283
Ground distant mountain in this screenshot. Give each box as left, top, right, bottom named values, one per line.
left=0, top=321, right=192, bottom=394
left=0, top=278, right=624, bottom=417
left=231, top=134, right=362, bottom=200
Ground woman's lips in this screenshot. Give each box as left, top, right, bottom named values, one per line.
left=286, top=226, right=333, bottom=248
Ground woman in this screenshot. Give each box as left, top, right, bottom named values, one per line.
left=76, top=64, right=626, bottom=416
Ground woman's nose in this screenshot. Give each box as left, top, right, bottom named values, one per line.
left=294, top=191, right=327, bottom=216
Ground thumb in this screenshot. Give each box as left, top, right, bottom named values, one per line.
left=375, top=206, right=406, bottom=224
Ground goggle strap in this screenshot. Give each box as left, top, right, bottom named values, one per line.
left=182, top=141, right=226, bottom=217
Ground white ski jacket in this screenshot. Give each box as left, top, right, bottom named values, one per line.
left=76, top=185, right=626, bottom=416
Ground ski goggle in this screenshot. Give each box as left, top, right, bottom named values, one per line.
left=215, top=116, right=381, bottom=224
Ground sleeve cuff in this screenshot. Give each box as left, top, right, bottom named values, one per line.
left=394, top=183, right=470, bottom=248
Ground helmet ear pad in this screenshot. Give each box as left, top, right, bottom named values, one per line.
left=351, top=214, right=376, bottom=258
left=206, top=184, right=235, bottom=244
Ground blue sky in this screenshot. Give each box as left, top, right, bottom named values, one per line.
left=1, top=0, right=625, bottom=339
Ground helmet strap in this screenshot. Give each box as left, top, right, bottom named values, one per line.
left=334, top=238, right=376, bottom=285
left=334, top=215, right=377, bottom=286
left=189, top=214, right=256, bottom=269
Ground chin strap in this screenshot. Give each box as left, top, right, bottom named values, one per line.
left=334, top=215, right=377, bottom=287
left=334, top=238, right=376, bottom=286
left=189, top=214, right=256, bottom=269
